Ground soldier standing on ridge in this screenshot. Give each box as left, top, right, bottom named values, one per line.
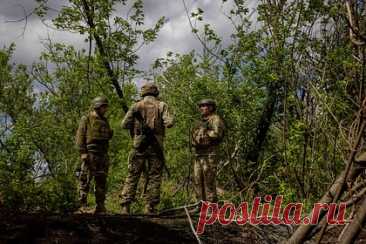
left=191, top=99, right=225, bottom=203
left=75, top=96, right=113, bottom=214
left=120, top=83, right=174, bottom=215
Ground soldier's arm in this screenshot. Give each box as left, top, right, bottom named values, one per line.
left=207, top=116, right=224, bottom=139
left=75, top=116, right=88, bottom=154
left=191, top=127, right=200, bottom=147
left=161, top=102, right=174, bottom=128
left=121, top=104, right=136, bottom=129
left=106, top=120, right=114, bottom=139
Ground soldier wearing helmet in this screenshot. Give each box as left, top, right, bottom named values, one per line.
left=191, top=99, right=225, bottom=203
left=92, top=96, right=109, bottom=109
left=75, top=96, right=113, bottom=214
left=140, top=82, right=160, bottom=97
left=120, top=82, right=174, bottom=214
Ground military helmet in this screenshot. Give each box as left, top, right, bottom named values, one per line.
left=198, top=99, right=216, bottom=111
left=92, top=96, right=109, bottom=109
left=140, top=83, right=159, bottom=97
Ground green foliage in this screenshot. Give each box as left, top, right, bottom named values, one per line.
left=1, top=0, right=365, bottom=213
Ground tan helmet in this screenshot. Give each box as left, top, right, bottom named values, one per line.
left=140, top=83, right=159, bottom=97
left=198, top=99, right=216, bottom=111
left=92, top=96, right=109, bottom=109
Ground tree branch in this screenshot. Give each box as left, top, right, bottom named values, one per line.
left=81, top=0, right=129, bottom=113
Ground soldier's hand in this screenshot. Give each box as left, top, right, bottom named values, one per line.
left=75, top=166, right=82, bottom=178
left=203, top=122, right=209, bottom=130
left=81, top=153, right=88, bottom=161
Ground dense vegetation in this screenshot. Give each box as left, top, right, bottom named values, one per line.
left=0, top=0, right=365, bottom=219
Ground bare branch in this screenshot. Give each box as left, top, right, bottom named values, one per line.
left=345, top=0, right=366, bottom=46
left=5, top=4, right=34, bottom=38
left=184, top=205, right=202, bottom=244
left=181, top=0, right=225, bottom=63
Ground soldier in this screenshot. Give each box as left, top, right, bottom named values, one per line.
left=120, top=83, right=174, bottom=214
left=75, top=96, right=113, bottom=214
left=191, top=99, right=225, bottom=203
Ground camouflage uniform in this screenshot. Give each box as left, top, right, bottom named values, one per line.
left=191, top=99, right=225, bottom=203
left=75, top=97, right=113, bottom=212
left=120, top=83, right=174, bottom=213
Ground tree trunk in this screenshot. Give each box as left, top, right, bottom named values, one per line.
left=81, top=0, right=129, bottom=113
left=338, top=195, right=366, bottom=244
left=287, top=121, right=366, bottom=244
left=286, top=168, right=349, bottom=244
left=247, top=85, right=277, bottom=163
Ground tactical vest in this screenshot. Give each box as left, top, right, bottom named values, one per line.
left=133, top=99, right=164, bottom=136
left=192, top=115, right=224, bottom=148
left=208, top=115, right=225, bottom=145
left=85, top=113, right=113, bottom=146
left=192, top=120, right=211, bottom=147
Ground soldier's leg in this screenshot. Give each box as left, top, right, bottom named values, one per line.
left=94, top=153, right=109, bottom=212
left=79, top=158, right=92, bottom=206
left=202, top=154, right=218, bottom=203
left=193, top=156, right=205, bottom=201
left=120, top=152, right=145, bottom=205
left=144, top=156, right=163, bottom=213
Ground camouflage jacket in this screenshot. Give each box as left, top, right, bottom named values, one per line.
left=121, top=96, right=174, bottom=152
left=192, top=114, right=225, bottom=155
left=76, top=111, right=113, bottom=154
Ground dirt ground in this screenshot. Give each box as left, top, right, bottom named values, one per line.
left=0, top=210, right=365, bottom=244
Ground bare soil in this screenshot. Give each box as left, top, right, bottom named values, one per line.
left=0, top=210, right=365, bottom=244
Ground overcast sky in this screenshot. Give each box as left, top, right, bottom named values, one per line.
left=0, top=0, right=257, bottom=72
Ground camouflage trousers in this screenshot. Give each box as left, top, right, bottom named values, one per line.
left=120, top=152, right=163, bottom=207
left=79, top=152, right=109, bottom=207
left=193, top=154, right=218, bottom=203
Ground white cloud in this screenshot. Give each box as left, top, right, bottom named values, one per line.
left=0, top=0, right=256, bottom=71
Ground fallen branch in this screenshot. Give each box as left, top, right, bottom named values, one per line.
left=338, top=195, right=366, bottom=243
left=341, top=179, right=366, bottom=201
left=159, top=201, right=201, bottom=216
left=287, top=119, right=366, bottom=244
left=184, top=206, right=202, bottom=244
left=344, top=186, right=366, bottom=207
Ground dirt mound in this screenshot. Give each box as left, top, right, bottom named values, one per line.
left=0, top=210, right=365, bottom=243
left=0, top=210, right=291, bottom=244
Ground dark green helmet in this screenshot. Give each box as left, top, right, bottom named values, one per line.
left=92, top=96, right=109, bottom=109
left=141, top=83, right=159, bottom=97
left=198, top=99, right=216, bottom=111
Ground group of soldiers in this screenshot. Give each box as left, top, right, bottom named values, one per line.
left=75, top=83, right=225, bottom=214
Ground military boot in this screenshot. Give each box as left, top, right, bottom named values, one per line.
left=94, top=204, right=107, bottom=215
left=120, top=203, right=130, bottom=215
left=144, top=204, right=157, bottom=215
left=75, top=198, right=88, bottom=213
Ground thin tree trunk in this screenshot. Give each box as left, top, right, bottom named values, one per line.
left=338, top=195, right=366, bottom=244
left=81, top=0, right=128, bottom=113
left=247, top=85, right=277, bottom=163
left=287, top=121, right=366, bottom=243
left=287, top=168, right=349, bottom=244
